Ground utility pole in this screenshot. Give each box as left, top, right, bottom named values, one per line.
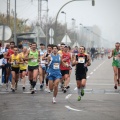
left=7, top=0, right=10, bottom=26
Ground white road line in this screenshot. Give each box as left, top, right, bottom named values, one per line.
left=105, top=93, right=119, bottom=95
left=93, top=69, right=96, bottom=71
left=87, top=76, right=90, bottom=79
left=65, top=105, right=82, bottom=112
left=65, top=94, right=72, bottom=99
left=74, top=87, right=77, bottom=90
left=90, top=72, right=93, bottom=75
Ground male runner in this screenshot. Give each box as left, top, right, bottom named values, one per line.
left=72, top=46, right=91, bottom=101
left=9, top=46, right=20, bottom=92
left=19, top=47, right=28, bottom=91
left=108, top=42, right=120, bottom=89
left=26, top=42, right=40, bottom=94
left=47, top=45, right=62, bottom=103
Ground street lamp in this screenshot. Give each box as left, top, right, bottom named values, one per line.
left=72, top=18, right=77, bottom=46
left=61, top=11, right=67, bottom=44
left=54, top=0, right=95, bottom=42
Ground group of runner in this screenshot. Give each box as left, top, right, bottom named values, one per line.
left=0, top=41, right=91, bottom=103
left=1, top=41, right=120, bottom=103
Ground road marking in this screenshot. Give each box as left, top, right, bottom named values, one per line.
left=105, top=93, right=119, bottom=95
left=87, top=76, right=90, bottom=79
left=65, top=105, right=82, bottom=112
left=90, top=72, right=93, bottom=75
left=65, top=94, right=72, bottom=99
left=93, top=69, right=96, bottom=71
left=74, top=87, right=77, bottom=91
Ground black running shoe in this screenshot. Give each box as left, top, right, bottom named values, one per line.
left=12, top=89, right=15, bottom=92
left=22, top=87, right=25, bottom=91
left=63, top=87, right=67, bottom=93
left=66, top=86, right=70, bottom=89
left=114, top=85, right=117, bottom=89
left=31, top=90, right=35, bottom=94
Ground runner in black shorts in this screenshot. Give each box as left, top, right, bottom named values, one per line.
left=72, top=46, right=91, bottom=101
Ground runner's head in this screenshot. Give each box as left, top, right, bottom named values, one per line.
left=47, top=44, right=53, bottom=53
left=23, top=46, right=27, bottom=53
left=115, top=42, right=120, bottom=50
left=60, top=43, right=65, bottom=51
left=32, top=42, right=37, bottom=50
left=79, top=46, right=85, bottom=54
left=6, top=44, right=10, bottom=49
left=63, top=45, right=68, bottom=52
left=14, top=46, right=18, bottom=55
left=40, top=43, right=45, bottom=50
left=53, top=45, right=58, bottom=54
left=10, top=41, right=15, bottom=49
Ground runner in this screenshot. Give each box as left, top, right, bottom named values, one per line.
left=116, top=51, right=120, bottom=85
left=108, top=42, right=120, bottom=89
left=47, top=45, right=62, bottom=103
left=19, top=47, right=28, bottom=91
left=41, top=44, right=53, bottom=93
left=72, top=46, right=91, bottom=101
left=9, top=46, right=20, bottom=92
left=100, top=47, right=105, bottom=59
left=26, top=42, right=40, bottom=94
left=39, top=43, right=47, bottom=90
left=5, top=41, right=15, bottom=90
left=60, top=45, right=71, bottom=93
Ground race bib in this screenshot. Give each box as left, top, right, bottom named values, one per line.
left=31, top=59, right=37, bottom=62
left=78, top=57, right=85, bottom=63
left=53, top=63, right=59, bottom=69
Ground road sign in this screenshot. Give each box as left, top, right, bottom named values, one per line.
left=49, top=28, right=54, bottom=37
left=0, top=25, right=12, bottom=41
left=49, top=38, right=54, bottom=44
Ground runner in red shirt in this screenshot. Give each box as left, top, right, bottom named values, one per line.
left=4, top=41, right=15, bottom=90
left=60, top=45, right=72, bottom=93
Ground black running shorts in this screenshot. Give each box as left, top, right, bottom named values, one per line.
left=28, top=65, right=39, bottom=71
left=76, top=74, right=86, bottom=81
left=61, top=70, right=69, bottom=76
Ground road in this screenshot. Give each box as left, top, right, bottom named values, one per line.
left=0, top=57, right=120, bottom=120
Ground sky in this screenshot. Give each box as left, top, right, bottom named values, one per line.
left=0, top=0, right=120, bottom=47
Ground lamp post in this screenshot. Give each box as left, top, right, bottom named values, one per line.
left=54, top=0, right=95, bottom=42
left=79, top=23, right=83, bottom=45
left=61, top=11, right=67, bottom=45
left=14, top=0, right=17, bottom=45
left=72, top=18, right=77, bottom=46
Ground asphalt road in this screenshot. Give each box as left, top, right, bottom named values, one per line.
left=0, top=57, right=120, bottom=120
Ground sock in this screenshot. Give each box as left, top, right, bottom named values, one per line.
left=32, top=81, right=36, bottom=88
left=30, top=80, right=33, bottom=85
left=77, top=88, right=81, bottom=96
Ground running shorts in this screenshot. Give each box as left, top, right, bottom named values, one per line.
left=11, top=67, right=19, bottom=74
left=61, top=70, right=69, bottom=76
left=28, top=65, right=39, bottom=71
left=20, top=69, right=27, bottom=73
left=76, top=74, right=86, bottom=81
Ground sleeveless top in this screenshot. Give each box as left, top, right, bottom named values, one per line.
left=11, top=54, right=20, bottom=68
left=28, top=50, right=39, bottom=66
left=76, top=53, right=87, bottom=74
left=47, top=54, right=61, bottom=73
left=60, top=52, right=71, bottom=70
left=19, top=53, right=28, bottom=70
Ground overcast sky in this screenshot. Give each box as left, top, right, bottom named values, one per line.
left=0, top=0, right=120, bottom=46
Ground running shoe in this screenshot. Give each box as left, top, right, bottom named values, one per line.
left=52, top=97, right=56, bottom=104
left=45, top=88, right=50, bottom=93
left=12, top=88, right=15, bottom=93
left=66, top=86, right=70, bottom=89
left=63, top=87, right=67, bottom=93
left=114, top=85, right=117, bottom=89
left=81, top=89, right=84, bottom=96
left=40, top=84, right=43, bottom=90
left=31, top=89, right=35, bottom=94
left=22, top=87, right=25, bottom=91
left=78, top=96, right=81, bottom=101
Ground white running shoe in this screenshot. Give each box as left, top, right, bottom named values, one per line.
left=45, top=88, right=50, bottom=93
left=52, top=97, right=56, bottom=104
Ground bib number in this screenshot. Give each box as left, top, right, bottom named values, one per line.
left=53, top=63, right=59, bottom=69
left=78, top=57, right=85, bottom=63
left=31, top=59, right=37, bottom=62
